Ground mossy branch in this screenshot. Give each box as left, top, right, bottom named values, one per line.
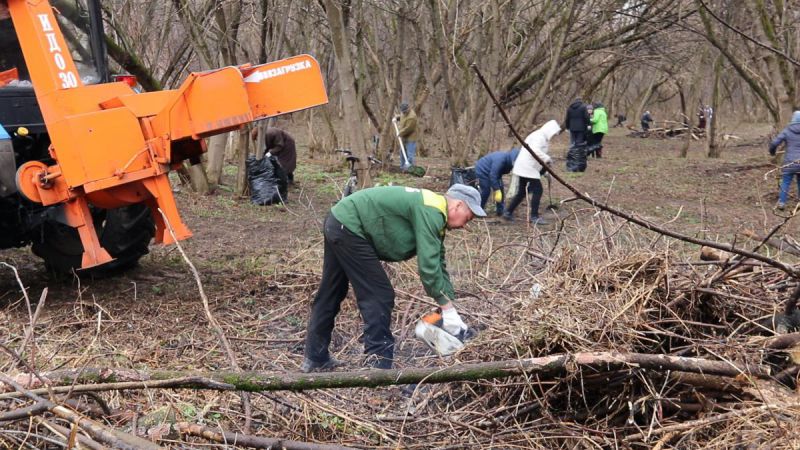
left=1, top=352, right=770, bottom=398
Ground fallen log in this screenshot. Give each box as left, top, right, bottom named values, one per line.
left=743, top=229, right=800, bottom=257
left=764, top=331, right=800, bottom=350
left=1, top=352, right=772, bottom=397
left=176, top=422, right=357, bottom=450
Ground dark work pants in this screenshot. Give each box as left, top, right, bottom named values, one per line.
left=476, top=170, right=504, bottom=216
left=587, top=132, right=605, bottom=157
left=569, top=130, right=587, bottom=147
left=506, top=177, right=543, bottom=219
left=304, top=214, right=395, bottom=364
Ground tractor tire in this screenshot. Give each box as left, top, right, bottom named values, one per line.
left=31, top=204, right=155, bottom=276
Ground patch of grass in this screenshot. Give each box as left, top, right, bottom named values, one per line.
left=564, top=172, right=585, bottom=180
left=317, top=412, right=346, bottom=431
left=373, top=171, right=409, bottom=185
left=285, top=315, right=303, bottom=327
left=317, top=182, right=342, bottom=197
left=179, top=403, right=197, bottom=420
left=223, top=164, right=238, bottom=177
left=296, top=164, right=347, bottom=183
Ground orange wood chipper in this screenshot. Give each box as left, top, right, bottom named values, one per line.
left=0, top=0, right=327, bottom=272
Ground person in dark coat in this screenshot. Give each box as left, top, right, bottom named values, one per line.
left=563, top=98, right=590, bottom=147
left=641, top=111, right=654, bottom=131
left=769, top=111, right=800, bottom=210
left=262, top=128, right=297, bottom=184
left=474, top=148, right=520, bottom=216
left=697, top=107, right=707, bottom=129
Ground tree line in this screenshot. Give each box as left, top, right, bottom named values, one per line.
left=58, top=0, right=800, bottom=189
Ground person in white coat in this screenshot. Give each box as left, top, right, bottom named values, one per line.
left=502, top=120, right=561, bottom=225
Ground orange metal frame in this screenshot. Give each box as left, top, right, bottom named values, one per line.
left=5, top=0, right=328, bottom=269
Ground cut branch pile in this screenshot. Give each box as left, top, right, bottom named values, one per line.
left=3, top=214, right=800, bottom=448
left=627, top=125, right=707, bottom=139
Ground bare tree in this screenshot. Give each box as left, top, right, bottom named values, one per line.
left=321, top=0, right=372, bottom=187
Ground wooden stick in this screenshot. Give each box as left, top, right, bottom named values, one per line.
left=764, top=332, right=800, bottom=350
left=624, top=404, right=774, bottom=441
left=156, top=208, right=253, bottom=432
left=18, top=288, right=47, bottom=361
left=743, top=229, right=800, bottom=257
left=0, top=373, right=163, bottom=450
left=176, top=422, right=358, bottom=450
left=36, top=417, right=109, bottom=450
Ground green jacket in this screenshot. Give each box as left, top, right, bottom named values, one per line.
left=591, top=107, right=608, bottom=135
left=398, top=110, right=419, bottom=142
left=331, top=186, right=454, bottom=304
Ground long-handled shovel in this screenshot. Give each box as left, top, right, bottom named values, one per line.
left=392, top=117, right=426, bottom=177
left=545, top=173, right=559, bottom=211
left=392, top=118, right=409, bottom=168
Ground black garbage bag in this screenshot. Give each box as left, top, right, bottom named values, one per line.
left=565, top=144, right=587, bottom=172
left=586, top=143, right=604, bottom=158
left=247, top=155, right=288, bottom=205
left=450, top=167, right=479, bottom=188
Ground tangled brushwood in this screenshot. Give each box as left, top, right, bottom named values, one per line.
left=2, top=209, right=800, bottom=449
left=449, top=214, right=800, bottom=449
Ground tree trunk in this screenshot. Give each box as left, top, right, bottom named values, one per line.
left=426, top=0, right=460, bottom=162
left=235, top=127, right=250, bottom=196
left=696, top=1, right=780, bottom=127
left=635, top=78, right=663, bottom=129
left=517, top=0, right=577, bottom=129
left=205, top=134, right=228, bottom=187
left=375, top=5, right=406, bottom=164
left=323, top=0, right=372, bottom=188
left=187, top=162, right=210, bottom=194
left=677, top=80, right=692, bottom=158
left=707, top=54, right=723, bottom=158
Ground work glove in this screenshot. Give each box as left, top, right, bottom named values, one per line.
left=441, top=307, right=468, bottom=337
left=494, top=190, right=503, bottom=203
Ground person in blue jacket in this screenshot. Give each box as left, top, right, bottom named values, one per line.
left=769, top=111, right=800, bottom=210
left=474, top=147, right=520, bottom=216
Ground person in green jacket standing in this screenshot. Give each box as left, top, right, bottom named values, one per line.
left=396, top=103, right=419, bottom=170
left=588, top=101, right=608, bottom=158
left=302, top=184, right=486, bottom=371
